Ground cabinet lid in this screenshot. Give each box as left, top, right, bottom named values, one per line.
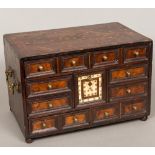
left=4, top=22, right=152, bottom=59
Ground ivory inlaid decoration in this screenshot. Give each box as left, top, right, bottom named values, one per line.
left=78, top=73, right=102, bottom=104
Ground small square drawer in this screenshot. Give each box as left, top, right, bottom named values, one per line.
left=25, top=58, right=56, bottom=78
left=110, top=64, right=147, bottom=83
left=29, top=115, right=59, bottom=135
left=28, top=92, right=73, bottom=114
left=124, top=46, right=148, bottom=63
left=62, top=110, right=90, bottom=129
left=110, top=82, right=147, bottom=100
left=93, top=49, right=119, bottom=67
left=93, top=103, right=120, bottom=124
left=26, top=76, right=72, bottom=98
left=121, top=99, right=146, bottom=116
left=60, top=53, right=88, bottom=72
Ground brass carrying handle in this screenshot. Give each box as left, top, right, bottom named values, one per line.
left=5, top=68, right=20, bottom=95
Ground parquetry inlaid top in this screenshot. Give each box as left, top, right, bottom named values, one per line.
left=4, top=22, right=151, bottom=59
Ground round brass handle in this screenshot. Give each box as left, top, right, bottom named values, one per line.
left=48, top=103, right=53, bottom=108
left=132, top=106, right=137, bottom=110
left=74, top=117, right=78, bottom=123
left=47, top=84, right=52, bottom=89
left=71, top=60, right=76, bottom=66
left=134, top=51, right=139, bottom=57
left=102, top=55, right=108, bottom=61
left=38, top=65, right=44, bottom=71
left=126, top=71, right=131, bottom=77
left=126, top=88, right=131, bottom=94
left=42, top=122, right=46, bottom=128
left=104, top=112, right=109, bottom=117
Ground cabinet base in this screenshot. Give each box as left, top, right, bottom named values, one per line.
left=25, top=138, right=33, bottom=143
left=140, top=115, right=148, bottom=121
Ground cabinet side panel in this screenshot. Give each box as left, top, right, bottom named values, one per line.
left=4, top=38, right=25, bottom=136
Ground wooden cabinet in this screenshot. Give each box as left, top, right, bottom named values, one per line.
left=4, top=22, right=153, bottom=143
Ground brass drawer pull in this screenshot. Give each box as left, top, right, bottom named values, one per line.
left=47, top=84, right=52, bottom=89
left=102, top=55, right=108, bottom=61
left=71, top=60, right=76, bottom=66
left=74, top=116, right=78, bottom=123
left=104, top=112, right=109, bottom=117
left=134, top=51, right=139, bottom=57
left=126, top=88, right=131, bottom=94
left=126, top=71, right=131, bottom=77
left=38, top=65, right=44, bottom=71
left=132, top=106, right=137, bottom=110
left=48, top=103, right=53, bottom=108
left=42, top=122, right=47, bottom=128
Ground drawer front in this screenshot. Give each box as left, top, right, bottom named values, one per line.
left=110, top=65, right=147, bottom=83
left=29, top=93, right=73, bottom=114
left=110, top=82, right=147, bottom=100
left=93, top=49, right=119, bottom=67
left=121, top=99, right=146, bottom=115
left=62, top=110, right=90, bottom=129
left=30, top=115, right=59, bottom=134
left=25, top=58, right=56, bottom=78
left=26, top=76, right=72, bottom=97
left=61, top=53, right=88, bottom=72
left=93, top=103, right=120, bottom=123
left=124, top=46, right=147, bottom=63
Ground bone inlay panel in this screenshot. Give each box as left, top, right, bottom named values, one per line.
left=78, top=73, right=102, bottom=104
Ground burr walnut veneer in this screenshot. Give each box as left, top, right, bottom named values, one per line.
left=3, top=22, right=153, bottom=143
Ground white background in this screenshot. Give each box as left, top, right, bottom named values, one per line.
left=0, top=8, right=155, bottom=147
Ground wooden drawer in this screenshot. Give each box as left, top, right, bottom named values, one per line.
left=93, top=103, right=120, bottom=124
left=93, top=49, right=119, bottom=67
left=28, top=92, right=73, bottom=114
left=121, top=99, right=146, bottom=116
left=124, top=46, right=148, bottom=63
left=62, top=110, right=90, bottom=129
left=26, top=76, right=72, bottom=98
left=30, top=115, right=59, bottom=135
left=110, top=82, right=147, bottom=100
left=110, top=64, right=147, bottom=83
left=60, top=53, right=88, bottom=72
left=25, top=58, right=56, bottom=78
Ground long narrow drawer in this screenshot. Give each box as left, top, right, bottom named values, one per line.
left=25, top=58, right=56, bottom=78
left=26, top=75, right=72, bottom=97
left=93, top=49, right=119, bottom=68
left=28, top=92, right=73, bottom=115
left=124, top=46, right=148, bottom=63
left=109, top=82, right=147, bottom=101
left=121, top=98, right=146, bottom=116
left=29, top=115, right=59, bottom=135
left=92, top=103, right=120, bottom=124
left=110, top=64, right=147, bottom=83
left=62, top=110, right=90, bottom=130
left=60, top=53, right=88, bottom=72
